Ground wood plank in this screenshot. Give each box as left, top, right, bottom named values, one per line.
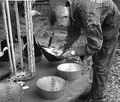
left=50, top=0, right=67, bottom=5
left=21, top=57, right=89, bottom=102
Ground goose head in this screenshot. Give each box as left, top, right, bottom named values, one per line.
left=31, top=10, right=41, bottom=16
left=0, top=47, right=8, bottom=57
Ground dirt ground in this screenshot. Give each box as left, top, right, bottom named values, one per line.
left=0, top=13, right=120, bottom=102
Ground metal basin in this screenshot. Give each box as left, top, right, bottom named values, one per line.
left=40, top=46, right=64, bottom=62
left=39, top=46, right=65, bottom=66
left=49, top=59, right=66, bottom=66
left=36, top=76, right=68, bottom=100
left=57, top=63, right=82, bottom=81
left=0, top=82, right=24, bottom=102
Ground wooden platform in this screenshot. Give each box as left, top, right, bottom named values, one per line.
left=0, top=62, right=11, bottom=80
left=1, top=56, right=89, bottom=102
left=21, top=56, right=89, bottom=102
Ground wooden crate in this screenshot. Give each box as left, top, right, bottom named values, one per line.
left=50, top=0, right=67, bottom=5
left=34, top=0, right=50, bottom=16
left=34, top=0, right=67, bottom=16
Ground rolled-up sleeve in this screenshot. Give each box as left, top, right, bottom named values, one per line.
left=63, top=24, right=81, bottom=51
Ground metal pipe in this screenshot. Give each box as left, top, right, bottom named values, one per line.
left=2, top=1, right=14, bottom=75
left=5, top=0, right=17, bottom=76
left=14, top=1, right=24, bottom=70
left=24, top=0, right=36, bottom=76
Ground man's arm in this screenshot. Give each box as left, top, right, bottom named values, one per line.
left=75, top=11, right=103, bottom=57
left=63, top=24, right=81, bottom=51
left=61, top=11, right=103, bottom=58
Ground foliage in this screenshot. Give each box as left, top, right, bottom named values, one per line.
left=0, top=14, right=120, bottom=102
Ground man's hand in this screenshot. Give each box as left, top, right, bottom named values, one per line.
left=62, top=50, right=76, bottom=58
left=62, top=50, right=72, bottom=58
left=51, top=48, right=63, bottom=56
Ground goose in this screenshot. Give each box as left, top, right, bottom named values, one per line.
left=31, top=10, right=41, bottom=16
left=22, top=36, right=27, bottom=45
left=39, top=45, right=64, bottom=62
left=0, top=47, right=9, bottom=62
left=18, top=1, right=41, bottom=17
left=1, top=39, right=7, bottom=51
left=23, top=36, right=42, bottom=57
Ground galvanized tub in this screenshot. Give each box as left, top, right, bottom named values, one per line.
left=57, top=63, right=82, bottom=81
left=48, top=59, right=66, bottom=66
left=0, top=82, right=24, bottom=102
left=36, top=76, right=68, bottom=100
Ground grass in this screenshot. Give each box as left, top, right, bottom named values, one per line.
left=0, top=14, right=120, bottom=102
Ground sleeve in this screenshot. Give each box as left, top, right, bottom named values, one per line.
left=63, top=24, right=81, bottom=51
left=0, top=2, right=2, bottom=16
left=75, top=11, right=103, bottom=56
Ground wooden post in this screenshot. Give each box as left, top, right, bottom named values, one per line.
left=14, top=1, right=24, bottom=70
left=5, top=0, right=17, bottom=76
left=2, top=1, right=14, bottom=75
left=24, top=0, right=36, bottom=76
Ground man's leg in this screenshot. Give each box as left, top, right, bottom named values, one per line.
left=86, top=36, right=118, bottom=102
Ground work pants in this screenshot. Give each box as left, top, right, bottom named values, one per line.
left=89, top=26, right=119, bottom=100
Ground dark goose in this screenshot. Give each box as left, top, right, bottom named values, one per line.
left=0, top=40, right=9, bottom=62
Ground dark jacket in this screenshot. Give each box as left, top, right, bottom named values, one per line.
left=64, top=0, right=120, bottom=56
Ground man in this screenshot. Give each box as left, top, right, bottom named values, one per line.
left=49, top=0, right=120, bottom=102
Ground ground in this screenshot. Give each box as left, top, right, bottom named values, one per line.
left=0, top=14, right=120, bottom=102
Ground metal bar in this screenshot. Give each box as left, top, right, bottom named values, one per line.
left=24, top=0, right=36, bottom=76
left=14, top=1, right=24, bottom=70
left=2, top=1, right=14, bottom=75
left=5, top=0, right=17, bottom=76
